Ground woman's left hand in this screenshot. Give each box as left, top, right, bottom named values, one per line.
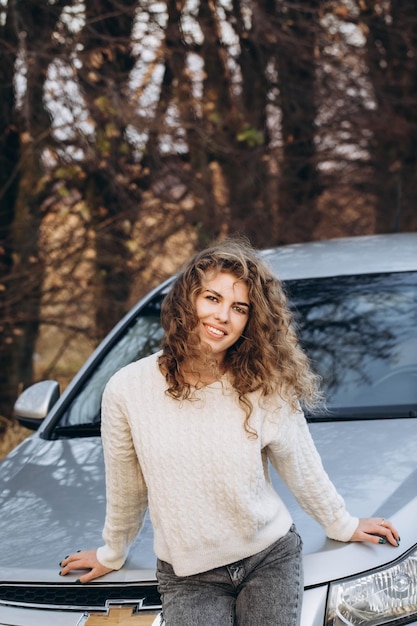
left=59, top=550, right=113, bottom=582
left=350, top=517, right=400, bottom=547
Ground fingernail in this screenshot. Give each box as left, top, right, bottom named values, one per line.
left=379, top=537, right=387, bottom=544
left=65, top=555, right=69, bottom=559
left=59, top=561, right=62, bottom=567
left=397, top=540, right=401, bottom=546
left=77, top=550, right=81, bottom=553
left=75, top=579, right=82, bottom=584
left=59, top=571, right=62, bottom=576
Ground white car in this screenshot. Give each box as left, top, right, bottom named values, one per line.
left=1, top=233, right=416, bottom=626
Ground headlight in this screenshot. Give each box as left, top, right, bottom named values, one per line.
left=326, top=546, right=417, bottom=626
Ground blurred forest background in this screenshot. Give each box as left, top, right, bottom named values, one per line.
left=1, top=0, right=417, bottom=456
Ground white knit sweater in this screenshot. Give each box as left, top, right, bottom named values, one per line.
left=96, top=352, right=358, bottom=576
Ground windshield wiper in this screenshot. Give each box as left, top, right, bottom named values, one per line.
left=53, top=422, right=101, bottom=438
left=306, top=404, right=417, bottom=421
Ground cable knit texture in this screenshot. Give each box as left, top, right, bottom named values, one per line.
left=97, top=352, right=358, bottom=576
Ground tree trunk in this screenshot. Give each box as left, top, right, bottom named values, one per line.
left=77, top=0, right=141, bottom=339
left=194, top=1, right=275, bottom=246
left=221, top=0, right=279, bottom=246
left=0, top=0, right=20, bottom=419
left=0, top=0, right=63, bottom=417
left=274, top=0, right=322, bottom=244
left=358, top=0, right=417, bottom=233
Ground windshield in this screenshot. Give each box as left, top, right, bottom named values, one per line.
left=286, top=271, right=417, bottom=417
left=54, top=271, right=417, bottom=436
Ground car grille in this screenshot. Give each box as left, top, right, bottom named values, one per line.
left=0, top=581, right=161, bottom=611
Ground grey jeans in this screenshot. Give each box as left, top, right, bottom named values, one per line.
left=156, top=525, right=303, bottom=626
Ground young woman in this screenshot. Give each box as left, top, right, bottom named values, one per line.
left=60, top=238, right=399, bottom=625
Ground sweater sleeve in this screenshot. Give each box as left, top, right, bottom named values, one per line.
left=266, top=403, right=358, bottom=542
left=96, top=374, right=148, bottom=570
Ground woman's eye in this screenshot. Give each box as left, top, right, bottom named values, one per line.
left=206, top=295, right=218, bottom=302
left=234, top=305, right=248, bottom=315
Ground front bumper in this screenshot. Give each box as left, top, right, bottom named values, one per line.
left=0, top=581, right=162, bottom=626
left=0, top=604, right=161, bottom=626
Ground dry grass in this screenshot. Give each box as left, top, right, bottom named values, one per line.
left=0, top=416, right=32, bottom=462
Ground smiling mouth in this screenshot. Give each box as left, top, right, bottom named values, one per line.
left=205, top=324, right=227, bottom=337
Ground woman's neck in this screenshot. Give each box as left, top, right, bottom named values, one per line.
left=182, top=357, right=224, bottom=387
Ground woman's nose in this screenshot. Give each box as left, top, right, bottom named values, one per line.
left=214, top=304, right=229, bottom=322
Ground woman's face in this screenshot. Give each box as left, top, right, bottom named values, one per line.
left=194, top=270, right=250, bottom=363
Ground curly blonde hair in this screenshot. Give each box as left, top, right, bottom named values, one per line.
left=158, top=237, right=321, bottom=433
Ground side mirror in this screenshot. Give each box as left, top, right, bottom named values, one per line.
left=13, top=380, right=60, bottom=430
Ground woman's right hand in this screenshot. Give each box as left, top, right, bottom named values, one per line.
left=59, top=549, right=113, bottom=583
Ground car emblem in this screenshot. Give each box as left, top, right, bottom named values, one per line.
left=85, top=603, right=162, bottom=625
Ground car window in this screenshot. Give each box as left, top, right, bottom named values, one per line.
left=55, top=297, right=165, bottom=433
left=53, top=270, right=417, bottom=436
left=286, top=271, right=417, bottom=416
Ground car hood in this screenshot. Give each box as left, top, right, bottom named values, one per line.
left=0, top=417, right=416, bottom=588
